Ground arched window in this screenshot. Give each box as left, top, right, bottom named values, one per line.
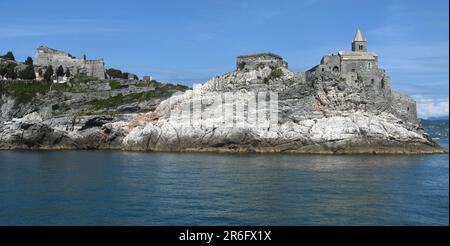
left=367, top=62, right=372, bottom=69
left=381, top=79, right=385, bottom=89
left=332, top=66, right=339, bottom=72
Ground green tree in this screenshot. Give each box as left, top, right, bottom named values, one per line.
left=25, top=57, right=33, bottom=66
left=56, top=65, right=64, bottom=77
left=0, top=66, right=7, bottom=77
left=1, top=51, right=15, bottom=61
left=19, top=65, right=36, bottom=80
left=106, top=68, right=123, bottom=79
left=65, top=68, right=71, bottom=78
left=6, top=66, right=17, bottom=79
left=43, top=66, right=54, bottom=82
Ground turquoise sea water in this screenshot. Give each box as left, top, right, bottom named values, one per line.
left=0, top=140, right=448, bottom=225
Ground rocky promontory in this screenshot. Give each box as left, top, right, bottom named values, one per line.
left=0, top=40, right=447, bottom=154
left=0, top=59, right=445, bottom=154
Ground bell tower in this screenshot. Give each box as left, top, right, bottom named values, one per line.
left=352, top=28, right=367, bottom=52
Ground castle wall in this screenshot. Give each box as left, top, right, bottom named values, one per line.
left=85, top=60, right=105, bottom=80
left=313, top=55, right=341, bottom=73
left=35, top=46, right=105, bottom=80
left=391, top=92, right=418, bottom=124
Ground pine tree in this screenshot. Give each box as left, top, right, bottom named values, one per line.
left=6, top=66, right=17, bottom=79
left=56, top=65, right=64, bottom=77
left=0, top=67, right=7, bottom=77
left=65, top=68, right=71, bottom=78
left=25, top=57, right=33, bottom=66
left=43, top=66, right=54, bottom=82
left=1, top=51, right=15, bottom=61
left=19, top=65, right=36, bottom=80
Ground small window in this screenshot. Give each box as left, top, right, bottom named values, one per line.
left=359, top=45, right=364, bottom=50
left=322, top=68, right=324, bottom=72
left=332, top=66, right=339, bottom=72
left=381, top=79, right=385, bottom=89
left=407, top=107, right=410, bottom=111
left=371, top=79, right=374, bottom=84
left=351, top=69, right=355, bottom=72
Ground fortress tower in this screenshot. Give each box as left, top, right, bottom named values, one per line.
left=352, top=28, right=367, bottom=52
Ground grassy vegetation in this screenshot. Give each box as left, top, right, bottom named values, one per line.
left=1, top=77, right=190, bottom=113
left=0, top=81, right=50, bottom=105
left=108, top=80, right=121, bottom=90
left=72, top=73, right=98, bottom=83
left=135, top=79, right=159, bottom=87
left=256, top=63, right=265, bottom=70
left=269, top=68, right=284, bottom=79
left=58, top=102, right=70, bottom=112
left=87, top=83, right=189, bottom=111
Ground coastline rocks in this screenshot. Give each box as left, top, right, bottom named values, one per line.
left=116, top=67, right=445, bottom=154
left=0, top=65, right=446, bottom=154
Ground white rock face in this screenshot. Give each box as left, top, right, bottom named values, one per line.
left=119, top=67, right=439, bottom=153
left=0, top=64, right=443, bottom=153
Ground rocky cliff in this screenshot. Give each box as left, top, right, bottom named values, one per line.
left=117, top=64, right=445, bottom=154
left=0, top=57, right=446, bottom=154
left=0, top=79, right=188, bottom=150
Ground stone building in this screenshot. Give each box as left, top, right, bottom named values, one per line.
left=309, top=29, right=378, bottom=74
left=308, top=28, right=417, bottom=124
left=236, top=52, right=288, bottom=71
left=34, top=46, right=105, bottom=80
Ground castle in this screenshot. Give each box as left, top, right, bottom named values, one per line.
left=233, top=29, right=417, bottom=124
left=34, top=46, right=105, bottom=80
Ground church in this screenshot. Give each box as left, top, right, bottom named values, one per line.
left=309, top=28, right=379, bottom=74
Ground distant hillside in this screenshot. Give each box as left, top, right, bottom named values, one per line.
left=421, top=118, right=449, bottom=139
left=427, top=115, right=449, bottom=121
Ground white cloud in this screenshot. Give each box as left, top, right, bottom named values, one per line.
left=415, top=97, right=449, bottom=119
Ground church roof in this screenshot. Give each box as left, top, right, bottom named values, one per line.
left=353, top=28, right=365, bottom=42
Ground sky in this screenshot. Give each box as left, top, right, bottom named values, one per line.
left=0, top=0, right=448, bottom=118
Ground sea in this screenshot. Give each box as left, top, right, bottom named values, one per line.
left=0, top=140, right=448, bottom=225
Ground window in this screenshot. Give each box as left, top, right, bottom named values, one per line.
left=381, top=79, right=385, bottom=89
left=332, top=66, right=339, bottom=72
left=322, top=68, right=324, bottom=72
left=371, top=79, right=374, bottom=84
left=368, top=62, right=372, bottom=69
left=359, top=45, right=364, bottom=50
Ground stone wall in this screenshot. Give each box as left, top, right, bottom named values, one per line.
left=237, top=53, right=288, bottom=71
left=391, top=92, right=418, bottom=124
left=35, top=46, right=105, bottom=80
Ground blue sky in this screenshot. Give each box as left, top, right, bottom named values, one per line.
left=0, top=0, right=448, bottom=118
